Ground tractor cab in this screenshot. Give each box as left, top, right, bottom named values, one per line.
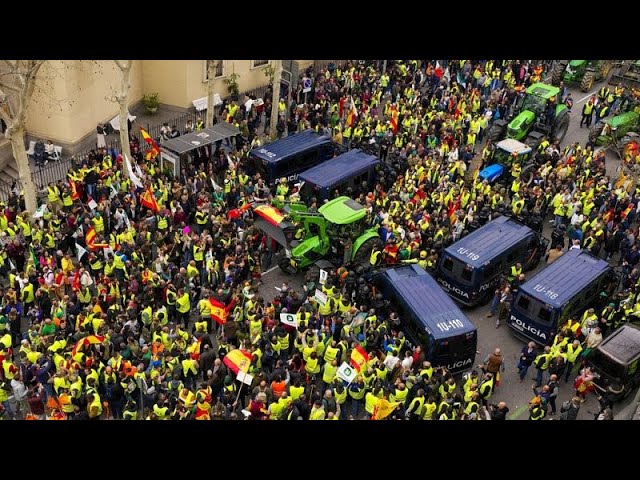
left=478, top=139, right=532, bottom=184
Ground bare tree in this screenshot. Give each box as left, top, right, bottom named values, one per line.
left=113, top=60, right=132, bottom=168
left=206, top=60, right=220, bottom=128
left=0, top=60, right=45, bottom=213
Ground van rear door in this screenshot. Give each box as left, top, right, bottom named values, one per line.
left=435, top=331, right=477, bottom=374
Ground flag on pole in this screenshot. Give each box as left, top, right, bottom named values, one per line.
left=125, top=154, right=144, bottom=189
left=223, top=349, right=253, bottom=375
left=109, top=184, right=118, bottom=199
left=140, top=186, right=160, bottom=213
left=371, top=398, right=401, bottom=420
left=350, top=344, right=369, bottom=372
left=211, top=178, right=222, bottom=191
left=140, top=127, right=160, bottom=160
left=75, top=243, right=88, bottom=261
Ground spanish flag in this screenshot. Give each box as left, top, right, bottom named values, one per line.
left=209, top=297, right=234, bottom=325
left=71, top=334, right=105, bottom=357
left=69, top=179, right=80, bottom=200
left=140, top=127, right=160, bottom=161
left=223, top=349, right=253, bottom=375
left=254, top=204, right=285, bottom=226
left=85, top=226, right=108, bottom=251
left=371, top=398, right=401, bottom=420
left=350, top=344, right=369, bottom=372
left=390, top=106, right=399, bottom=134
left=140, top=186, right=160, bottom=213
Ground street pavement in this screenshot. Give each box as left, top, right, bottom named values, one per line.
left=255, top=75, right=639, bottom=420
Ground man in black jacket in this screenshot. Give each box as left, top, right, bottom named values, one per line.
left=489, top=401, right=509, bottom=420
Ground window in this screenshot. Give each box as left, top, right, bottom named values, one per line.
left=461, top=266, right=473, bottom=282
left=538, top=305, right=553, bottom=325
left=443, top=257, right=453, bottom=272
left=252, top=60, right=269, bottom=68
left=517, top=295, right=531, bottom=311
left=203, top=60, right=224, bottom=81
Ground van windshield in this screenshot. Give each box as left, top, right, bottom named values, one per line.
left=441, top=254, right=475, bottom=286
left=591, top=349, right=626, bottom=380
left=514, top=293, right=555, bottom=326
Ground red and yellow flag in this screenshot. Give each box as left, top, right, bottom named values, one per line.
left=85, top=226, right=108, bottom=251
left=350, top=344, right=369, bottom=372
left=371, top=398, right=401, bottom=420
left=390, top=106, right=399, bottom=134
left=140, top=186, right=160, bottom=213
left=228, top=203, right=253, bottom=220
left=71, top=334, right=105, bottom=357
left=223, top=349, right=253, bottom=375
left=69, top=179, right=80, bottom=200
left=254, top=204, right=285, bottom=226
left=209, top=297, right=235, bottom=325
left=140, top=127, right=160, bottom=160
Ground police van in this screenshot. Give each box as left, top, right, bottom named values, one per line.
left=375, top=265, right=477, bottom=374
left=508, top=249, right=618, bottom=344
left=435, top=216, right=548, bottom=306
left=298, top=149, right=379, bottom=202
left=248, top=130, right=337, bottom=186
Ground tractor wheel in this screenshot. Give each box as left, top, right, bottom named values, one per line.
left=598, top=61, right=613, bottom=81
left=278, top=256, right=297, bottom=275
left=353, top=237, right=383, bottom=267
left=524, top=135, right=542, bottom=151
left=486, top=123, right=506, bottom=143
left=552, top=112, right=570, bottom=144
left=521, top=163, right=536, bottom=186
left=588, top=123, right=605, bottom=144
left=551, top=63, right=565, bottom=86
left=580, top=71, right=595, bottom=92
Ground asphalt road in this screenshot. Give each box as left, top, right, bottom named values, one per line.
left=256, top=75, right=638, bottom=420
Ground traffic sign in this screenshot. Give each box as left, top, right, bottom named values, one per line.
left=303, top=77, right=312, bottom=93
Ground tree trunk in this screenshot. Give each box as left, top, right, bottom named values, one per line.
left=206, top=61, right=218, bottom=128
left=270, top=60, right=283, bottom=141
left=115, top=61, right=132, bottom=170
left=8, top=126, right=38, bottom=213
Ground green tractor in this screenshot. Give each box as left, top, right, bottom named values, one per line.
left=551, top=60, right=613, bottom=92
left=589, top=99, right=640, bottom=157
left=486, top=82, right=570, bottom=149
left=253, top=196, right=383, bottom=274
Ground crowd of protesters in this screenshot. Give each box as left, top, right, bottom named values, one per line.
left=0, top=59, right=637, bottom=420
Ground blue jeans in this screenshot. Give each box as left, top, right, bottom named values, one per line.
left=489, top=295, right=500, bottom=315
left=535, top=367, right=546, bottom=387
left=2, top=400, right=15, bottom=420
left=517, top=361, right=530, bottom=381
left=349, top=398, right=361, bottom=418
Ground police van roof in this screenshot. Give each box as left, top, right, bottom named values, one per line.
left=379, top=265, right=476, bottom=340
left=443, top=216, right=534, bottom=268
left=249, top=130, right=332, bottom=164
left=519, top=249, right=612, bottom=309
left=298, top=149, right=379, bottom=189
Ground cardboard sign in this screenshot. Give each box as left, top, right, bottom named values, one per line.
left=280, top=313, right=298, bottom=327
left=319, top=269, right=328, bottom=285
left=314, top=289, right=327, bottom=306
left=337, top=362, right=356, bottom=383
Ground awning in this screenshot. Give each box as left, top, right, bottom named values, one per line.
left=109, top=113, right=137, bottom=131
left=160, top=123, right=240, bottom=155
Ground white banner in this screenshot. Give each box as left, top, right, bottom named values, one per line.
left=75, top=243, right=88, bottom=261
left=279, top=313, right=298, bottom=327
left=125, top=154, right=144, bottom=189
